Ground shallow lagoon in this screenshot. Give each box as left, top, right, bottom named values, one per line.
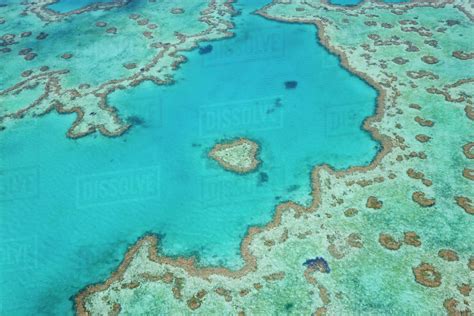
left=0, top=0, right=378, bottom=314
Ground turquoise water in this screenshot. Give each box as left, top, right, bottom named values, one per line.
left=48, top=0, right=112, bottom=13
left=0, top=0, right=378, bottom=314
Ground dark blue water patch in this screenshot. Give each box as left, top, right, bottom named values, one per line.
left=199, top=44, right=213, bottom=55
left=284, top=81, right=298, bottom=89
left=126, top=115, right=145, bottom=126
left=258, top=172, right=269, bottom=184
left=303, top=257, right=331, bottom=273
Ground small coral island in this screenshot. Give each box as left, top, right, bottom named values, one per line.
left=209, top=138, right=260, bottom=174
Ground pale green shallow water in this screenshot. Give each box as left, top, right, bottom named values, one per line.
left=0, top=0, right=379, bottom=314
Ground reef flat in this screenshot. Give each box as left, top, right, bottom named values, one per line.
left=209, top=138, right=260, bottom=174
left=0, top=0, right=236, bottom=138
left=75, top=0, right=473, bottom=314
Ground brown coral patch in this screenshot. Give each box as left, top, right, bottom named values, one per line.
left=392, top=57, right=408, bottom=65
left=421, top=55, right=438, bottom=64
left=162, top=272, right=174, bottom=283
left=409, top=103, right=421, bottom=110
left=403, top=231, right=421, bottom=247
left=328, top=244, right=345, bottom=259
left=172, top=277, right=184, bottom=299
left=465, top=105, right=474, bottom=120
left=424, top=39, right=438, bottom=47
left=137, top=18, right=149, bottom=26
left=415, top=134, right=431, bottom=143
left=239, top=289, right=249, bottom=297
left=407, top=168, right=424, bottom=180
left=123, top=63, right=137, bottom=70
left=186, top=290, right=206, bottom=310
left=121, top=281, right=139, bottom=289
left=24, top=52, right=37, bottom=61
left=412, top=191, right=435, bottom=207
left=196, top=289, right=207, bottom=300
left=318, top=285, right=331, bottom=305
left=19, top=48, right=32, bottom=55
left=455, top=196, right=474, bottom=215
left=110, top=303, right=121, bottom=316
left=253, top=283, right=262, bottom=290
left=171, top=8, right=185, bottom=14
left=215, top=287, right=232, bottom=302
left=407, top=70, right=438, bottom=80
left=106, top=27, right=117, bottom=34
left=446, top=19, right=460, bottom=26
left=21, top=70, right=33, bottom=77
left=443, top=298, right=471, bottom=316
left=463, top=142, right=474, bottom=159
left=347, top=233, right=363, bottom=248
left=407, top=169, right=431, bottom=186
left=186, top=297, right=201, bottom=310
left=264, top=239, right=275, bottom=247
left=463, top=168, right=474, bottom=180
left=344, top=208, right=358, bottom=217
left=422, top=179, right=432, bottom=187
left=414, top=116, right=434, bottom=127
left=469, top=257, right=474, bottom=271
left=458, top=283, right=472, bottom=296
left=379, top=233, right=401, bottom=250
left=452, top=50, right=474, bottom=60
left=366, top=196, right=383, bottom=209
left=61, top=53, right=73, bottom=59
left=438, top=249, right=459, bottom=262
left=263, top=272, right=285, bottom=282
left=143, top=31, right=153, bottom=39
left=412, top=263, right=441, bottom=287
left=36, top=32, right=48, bottom=40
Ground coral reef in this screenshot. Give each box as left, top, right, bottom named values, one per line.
left=74, top=0, right=474, bottom=314
left=0, top=0, right=236, bottom=138
left=208, top=138, right=260, bottom=174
